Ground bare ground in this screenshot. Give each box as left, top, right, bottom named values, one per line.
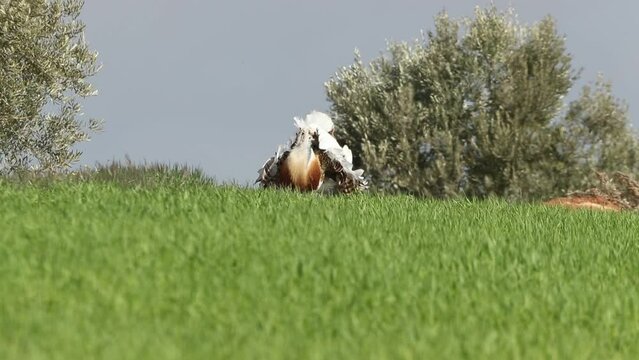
left=544, top=172, right=639, bottom=212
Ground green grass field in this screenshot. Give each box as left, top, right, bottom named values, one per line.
left=1, top=180, right=638, bottom=359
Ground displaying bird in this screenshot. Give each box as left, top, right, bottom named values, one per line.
left=256, top=111, right=367, bottom=194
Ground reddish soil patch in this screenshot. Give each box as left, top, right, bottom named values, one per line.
left=544, top=194, right=623, bottom=212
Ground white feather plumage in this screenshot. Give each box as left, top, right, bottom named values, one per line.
left=295, top=110, right=334, bottom=134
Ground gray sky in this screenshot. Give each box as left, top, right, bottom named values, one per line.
left=77, top=0, right=639, bottom=184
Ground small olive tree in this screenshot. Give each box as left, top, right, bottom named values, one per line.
left=0, top=0, right=100, bottom=174
left=555, top=77, right=638, bottom=192
left=326, top=6, right=638, bottom=200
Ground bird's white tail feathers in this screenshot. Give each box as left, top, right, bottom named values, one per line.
left=294, top=111, right=334, bottom=134
left=296, top=111, right=366, bottom=185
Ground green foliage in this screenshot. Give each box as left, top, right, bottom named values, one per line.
left=557, top=78, right=639, bottom=191
left=0, top=0, right=100, bottom=174
left=326, top=6, right=638, bottom=199
left=1, top=158, right=216, bottom=187
left=71, top=159, right=216, bottom=187
left=2, top=185, right=639, bottom=358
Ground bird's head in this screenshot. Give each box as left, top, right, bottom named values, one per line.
left=291, top=127, right=317, bottom=149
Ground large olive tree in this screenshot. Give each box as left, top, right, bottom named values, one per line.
left=0, top=0, right=100, bottom=174
left=326, top=7, right=637, bottom=200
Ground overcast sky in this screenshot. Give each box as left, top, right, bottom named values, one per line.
left=77, top=0, right=639, bottom=184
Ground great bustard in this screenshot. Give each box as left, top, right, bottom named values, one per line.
left=256, top=111, right=367, bottom=194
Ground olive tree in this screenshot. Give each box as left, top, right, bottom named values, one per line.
left=326, top=6, right=638, bottom=199
left=0, top=0, right=100, bottom=174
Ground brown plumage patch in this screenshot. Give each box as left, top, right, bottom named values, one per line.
left=277, top=151, right=323, bottom=191
left=277, top=157, right=293, bottom=188
left=307, top=154, right=323, bottom=191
